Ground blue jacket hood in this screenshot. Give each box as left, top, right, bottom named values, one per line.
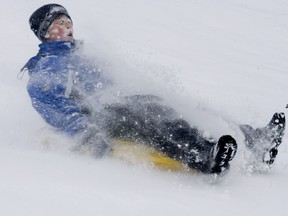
left=21, top=41, right=81, bottom=74
left=38, top=41, right=77, bottom=56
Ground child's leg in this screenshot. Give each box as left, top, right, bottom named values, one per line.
left=98, top=95, right=237, bottom=174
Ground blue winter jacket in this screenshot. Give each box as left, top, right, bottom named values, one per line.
left=22, top=41, right=112, bottom=135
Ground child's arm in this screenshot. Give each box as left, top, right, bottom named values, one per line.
left=27, top=73, right=89, bottom=135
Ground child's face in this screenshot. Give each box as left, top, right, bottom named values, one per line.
left=45, top=15, right=74, bottom=42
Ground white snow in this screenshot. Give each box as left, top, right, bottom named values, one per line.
left=1, top=0, right=288, bottom=215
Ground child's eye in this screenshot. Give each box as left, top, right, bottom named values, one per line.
left=57, top=20, right=64, bottom=25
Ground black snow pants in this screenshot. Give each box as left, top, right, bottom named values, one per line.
left=95, top=95, right=216, bottom=173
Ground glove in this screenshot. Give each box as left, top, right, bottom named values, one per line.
left=80, top=126, right=111, bottom=157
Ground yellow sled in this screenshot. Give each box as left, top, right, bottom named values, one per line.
left=111, top=139, right=193, bottom=172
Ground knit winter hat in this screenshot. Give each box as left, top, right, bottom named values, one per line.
left=29, top=4, right=72, bottom=41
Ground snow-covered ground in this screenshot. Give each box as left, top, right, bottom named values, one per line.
left=1, top=0, right=288, bottom=215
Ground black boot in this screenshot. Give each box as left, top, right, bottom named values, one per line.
left=211, top=135, right=238, bottom=174
left=240, top=112, right=285, bottom=165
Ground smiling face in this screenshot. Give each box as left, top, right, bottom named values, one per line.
left=45, top=15, right=74, bottom=42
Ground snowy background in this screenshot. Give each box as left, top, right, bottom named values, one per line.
left=1, top=0, right=288, bottom=215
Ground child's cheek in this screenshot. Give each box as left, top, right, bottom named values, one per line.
left=51, top=26, right=64, bottom=36
left=50, top=27, right=59, bottom=34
